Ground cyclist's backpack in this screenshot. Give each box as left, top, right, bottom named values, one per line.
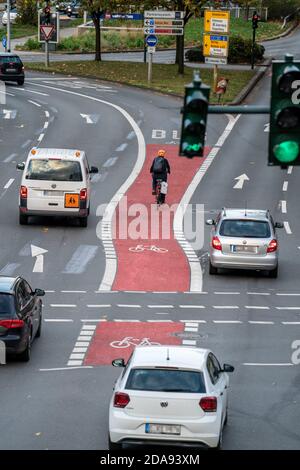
left=153, top=157, right=165, bottom=173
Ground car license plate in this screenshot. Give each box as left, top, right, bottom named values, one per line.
left=44, top=190, right=64, bottom=196
left=231, top=245, right=257, bottom=253
left=7, top=68, right=17, bottom=72
left=145, top=423, right=181, bottom=435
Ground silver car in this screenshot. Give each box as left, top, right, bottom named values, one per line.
left=206, top=209, right=283, bottom=278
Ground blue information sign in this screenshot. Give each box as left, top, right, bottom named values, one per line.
left=2, top=36, right=7, bottom=48
left=146, top=34, right=158, bottom=46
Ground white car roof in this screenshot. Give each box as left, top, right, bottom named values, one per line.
left=27, top=148, right=85, bottom=161
left=131, top=346, right=209, bottom=370
left=222, top=208, right=268, bottom=220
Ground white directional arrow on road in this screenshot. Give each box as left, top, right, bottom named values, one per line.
left=233, top=174, right=250, bottom=189
left=80, top=114, right=99, bottom=124
left=264, top=123, right=270, bottom=132
left=2, top=109, right=17, bottom=120
left=31, top=245, right=48, bottom=273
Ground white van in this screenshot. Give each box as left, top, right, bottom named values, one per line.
left=17, top=148, right=98, bottom=227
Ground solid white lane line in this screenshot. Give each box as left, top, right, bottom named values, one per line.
left=281, top=200, right=287, bottom=213
left=282, top=181, right=288, bottom=192
left=28, top=100, right=41, bottom=107
left=3, top=178, right=14, bottom=189
left=287, top=166, right=293, bottom=174
left=245, top=306, right=270, bottom=310
left=50, top=304, right=77, bottom=308
left=284, top=221, right=292, bottom=234
left=17, top=88, right=49, bottom=96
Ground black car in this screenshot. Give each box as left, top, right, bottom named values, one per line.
left=0, top=53, right=24, bottom=86
left=67, top=1, right=82, bottom=18
left=0, top=276, right=45, bottom=362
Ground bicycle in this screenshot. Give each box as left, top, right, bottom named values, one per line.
left=155, top=178, right=165, bottom=206
left=110, top=337, right=161, bottom=349
left=129, top=245, right=168, bottom=253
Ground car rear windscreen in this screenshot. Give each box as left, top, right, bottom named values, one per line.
left=26, top=159, right=83, bottom=182
left=0, top=56, right=21, bottom=64
left=0, top=294, right=15, bottom=317
left=125, top=368, right=206, bottom=393
left=219, top=220, right=271, bottom=238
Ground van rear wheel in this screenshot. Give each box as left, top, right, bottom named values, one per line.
left=79, top=216, right=88, bottom=228
left=19, top=214, right=28, bottom=225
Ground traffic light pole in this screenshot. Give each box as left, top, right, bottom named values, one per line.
left=45, top=40, right=49, bottom=67
left=251, top=26, right=256, bottom=70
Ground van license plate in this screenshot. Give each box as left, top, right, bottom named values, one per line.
left=145, top=424, right=181, bottom=435
left=44, top=191, right=64, bottom=196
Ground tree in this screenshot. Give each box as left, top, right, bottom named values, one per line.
left=16, top=0, right=38, bottom=25
left=81, top=0, right=118, bottom=61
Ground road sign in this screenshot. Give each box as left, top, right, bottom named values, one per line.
left=146, top=34, right=158, bottom=47
left=144, top=11, right=185, bottom=19
left=204, top=10, right=230, bottom=33
left=205, top=56, right=228, bottom=65
left=203, top=34, right=229, bottom=57
left=144, top=27, right=183, bottom=36
left=144, top=19, right=184, bottom=27
left=2, top=36, right=6, bottom=48
left=147, top=46, right=156, bottom=54
left=40, top=25, right=55, bottom=41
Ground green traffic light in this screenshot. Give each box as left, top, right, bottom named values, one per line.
left=187, top=143, right=201, bottom=151
left=273, top=140, right=299, bottom=163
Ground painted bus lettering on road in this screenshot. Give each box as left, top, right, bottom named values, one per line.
left=152, top=129, right=180, bottom=140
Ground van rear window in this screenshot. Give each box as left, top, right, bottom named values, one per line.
left=26, top=159, right=83, bottom=182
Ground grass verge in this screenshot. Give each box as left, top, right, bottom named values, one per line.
left=26, top=61, right=256, bottom=104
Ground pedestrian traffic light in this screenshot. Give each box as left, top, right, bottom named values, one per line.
left=269, top=54, right=300, bottom=167
left=44, top=6, right=51, bottom=25
left=252, top=12, right=260, bottom=29
left=179, top=72, right=210, bottom=158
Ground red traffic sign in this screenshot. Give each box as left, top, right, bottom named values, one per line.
left=40, top=24, right=55, bottom=41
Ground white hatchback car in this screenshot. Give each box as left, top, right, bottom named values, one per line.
left=17, top=148, right=98, bottom=227
left=109, top=346, right=234, bottom=450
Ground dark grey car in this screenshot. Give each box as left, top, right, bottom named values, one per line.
left=0, top=53, right=24, bottom=86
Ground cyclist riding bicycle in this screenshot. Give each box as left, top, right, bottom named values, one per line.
left=150, top=149, right=171, bottom=196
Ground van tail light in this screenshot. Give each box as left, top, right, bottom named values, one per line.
left=20, top=186, right=28, bottom=199
left=113, top=392, right=130, bottom=408
left=212, top=236, right=222, bottom=251
left=80, top=188, right=87, bottom=201
left=199, top=396, right=217, bottom=412
left=267, top=239, right=278, bottom=253
left=0, top=319, right=24, bottom=329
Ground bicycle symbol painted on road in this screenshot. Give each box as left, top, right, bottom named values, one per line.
left=129, top=245, right=168, bottom=253
left=110, top=337, right=161, bottom=349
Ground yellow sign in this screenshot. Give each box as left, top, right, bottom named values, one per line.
left=204, top=10, right=230, bottom=33
left=65, top=193, right=79, bottom=208
left=203, top=34, right=229, bottom=57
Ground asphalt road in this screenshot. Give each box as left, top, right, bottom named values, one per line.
left=0, top=26, right=300, bottom=451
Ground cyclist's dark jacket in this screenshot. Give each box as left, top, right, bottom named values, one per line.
left=150, top=157, right=171, bottom=176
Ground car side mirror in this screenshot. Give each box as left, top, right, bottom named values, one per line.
left=112, top=358, right=126, bottom=368
left=90, top=166, right=98, bottom=174
left=34, top=289, right=45, bottom=297
left=275, top=222, right=284, bottom=229
left=16, top=163, right=25, bottom=170
left=205, top=219, right=215, bottom=226
left=222, top=363, right=234, bottom=373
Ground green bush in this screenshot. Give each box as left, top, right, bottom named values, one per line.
left=185, top=36, right=265, bottom=64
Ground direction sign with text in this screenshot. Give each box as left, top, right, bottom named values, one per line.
left=144, top=11, right=185, bottom=19
left=203, top=34, right=229, bottom=57
left=205, top=56, right=228, bottom=65
left=204, top=10, right=230, bottom=33
left=144, top=19, right=184, bottom=27
left=144, top=27, right=184, bottom=36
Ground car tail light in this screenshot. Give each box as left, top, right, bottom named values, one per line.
left=20, top=186, right=28, bottom=198
left=199, top=396, right=217, bottom=412
left=80, top=188, right=87, bottom=201
left=0, top=319, right=24, bottom=329
left=267, top=239, right=278, bottom=253
left=113, top=392, right=130, bottom=408
left=212, top=236, right=222, bottom=251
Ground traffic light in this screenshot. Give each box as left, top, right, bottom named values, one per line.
left=252, top=12, right=260, bottom=29
left=269, top=54, right=300, bottom=167
left=44, top=6, right=51, bottom=25
left=179, top=72, right=210, bottom=158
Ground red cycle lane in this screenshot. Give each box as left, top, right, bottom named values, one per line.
left=84, top=322, right=184, bottom=366
left=112, top=144, right=209, bottom=292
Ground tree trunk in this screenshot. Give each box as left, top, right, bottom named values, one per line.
left=94, top=18, right=101, bottom=62
left=177, top=34, right=184, bottom=75
left=175, top=36, right=180, bottom=64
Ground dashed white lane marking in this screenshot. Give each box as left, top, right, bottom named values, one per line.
left=103, top=157, right=118, bottom=168
left=44, top=122, right=49, bottom=129
left=50, top=304, right=77, bottom=308
left=276, top=307, right=300, bottom=310
left=3, top=178, right=14, bottom=189
left=282, top=322, right=300, bottom=325
left=214, top=292, right=240, bottom=295
left=179, top=305, right=205, bottom=309
left=61, top=290, right=87, bottom=293
left=287, top=166, right=293, bottom=175
left=282, top=181, right=288, bottom=192
left=213, top=305, right=239, bottom=309
left=87, top=304, right=111, bottom=308
left=116, top=143, right=128, bottom=151
left=281, top=200, right=287, bottom=213
left=17, top=88, right=49, bottom=96
left=276, top=293, right=300, bottom=296
left=3, top=153, right=17, bottom=163
left=117, top=304, right=141, bottom=308
left=38, top=133, right=44, bottom=142
left=213, top=320, right=243, bottom=324
left=44, top=319, right=74, bottom=322
left=247, top=292, right=270, bottom=296
left=40, top=367, right=94, bottom=371
left=284, top=221, right=292, bottom=234
left=245, top=306, right=270, bottom=310
left=21, top=139, right=32, bottom=148
left=45, top=110, right=50, bottom=118
left=248, top=321, right=274, bottom=325
left=28, top=100, right=42, bottom=107
left=147, top=305, right=174, bottom=309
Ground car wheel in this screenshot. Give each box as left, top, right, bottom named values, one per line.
left=19, top=214, right=28, bottom=225
left=17, top=79, right=24, bottom=86
left=19, top=332, right=31, bottom=362
left=269, top=266, right=278, bottom=278
left=36, top=314, right=42, bottom=338
left=79, top=216, right=88, bottom=228
left=108, top=435, right=122, bottom=451
left=209, top=260, right=218, bottom=275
